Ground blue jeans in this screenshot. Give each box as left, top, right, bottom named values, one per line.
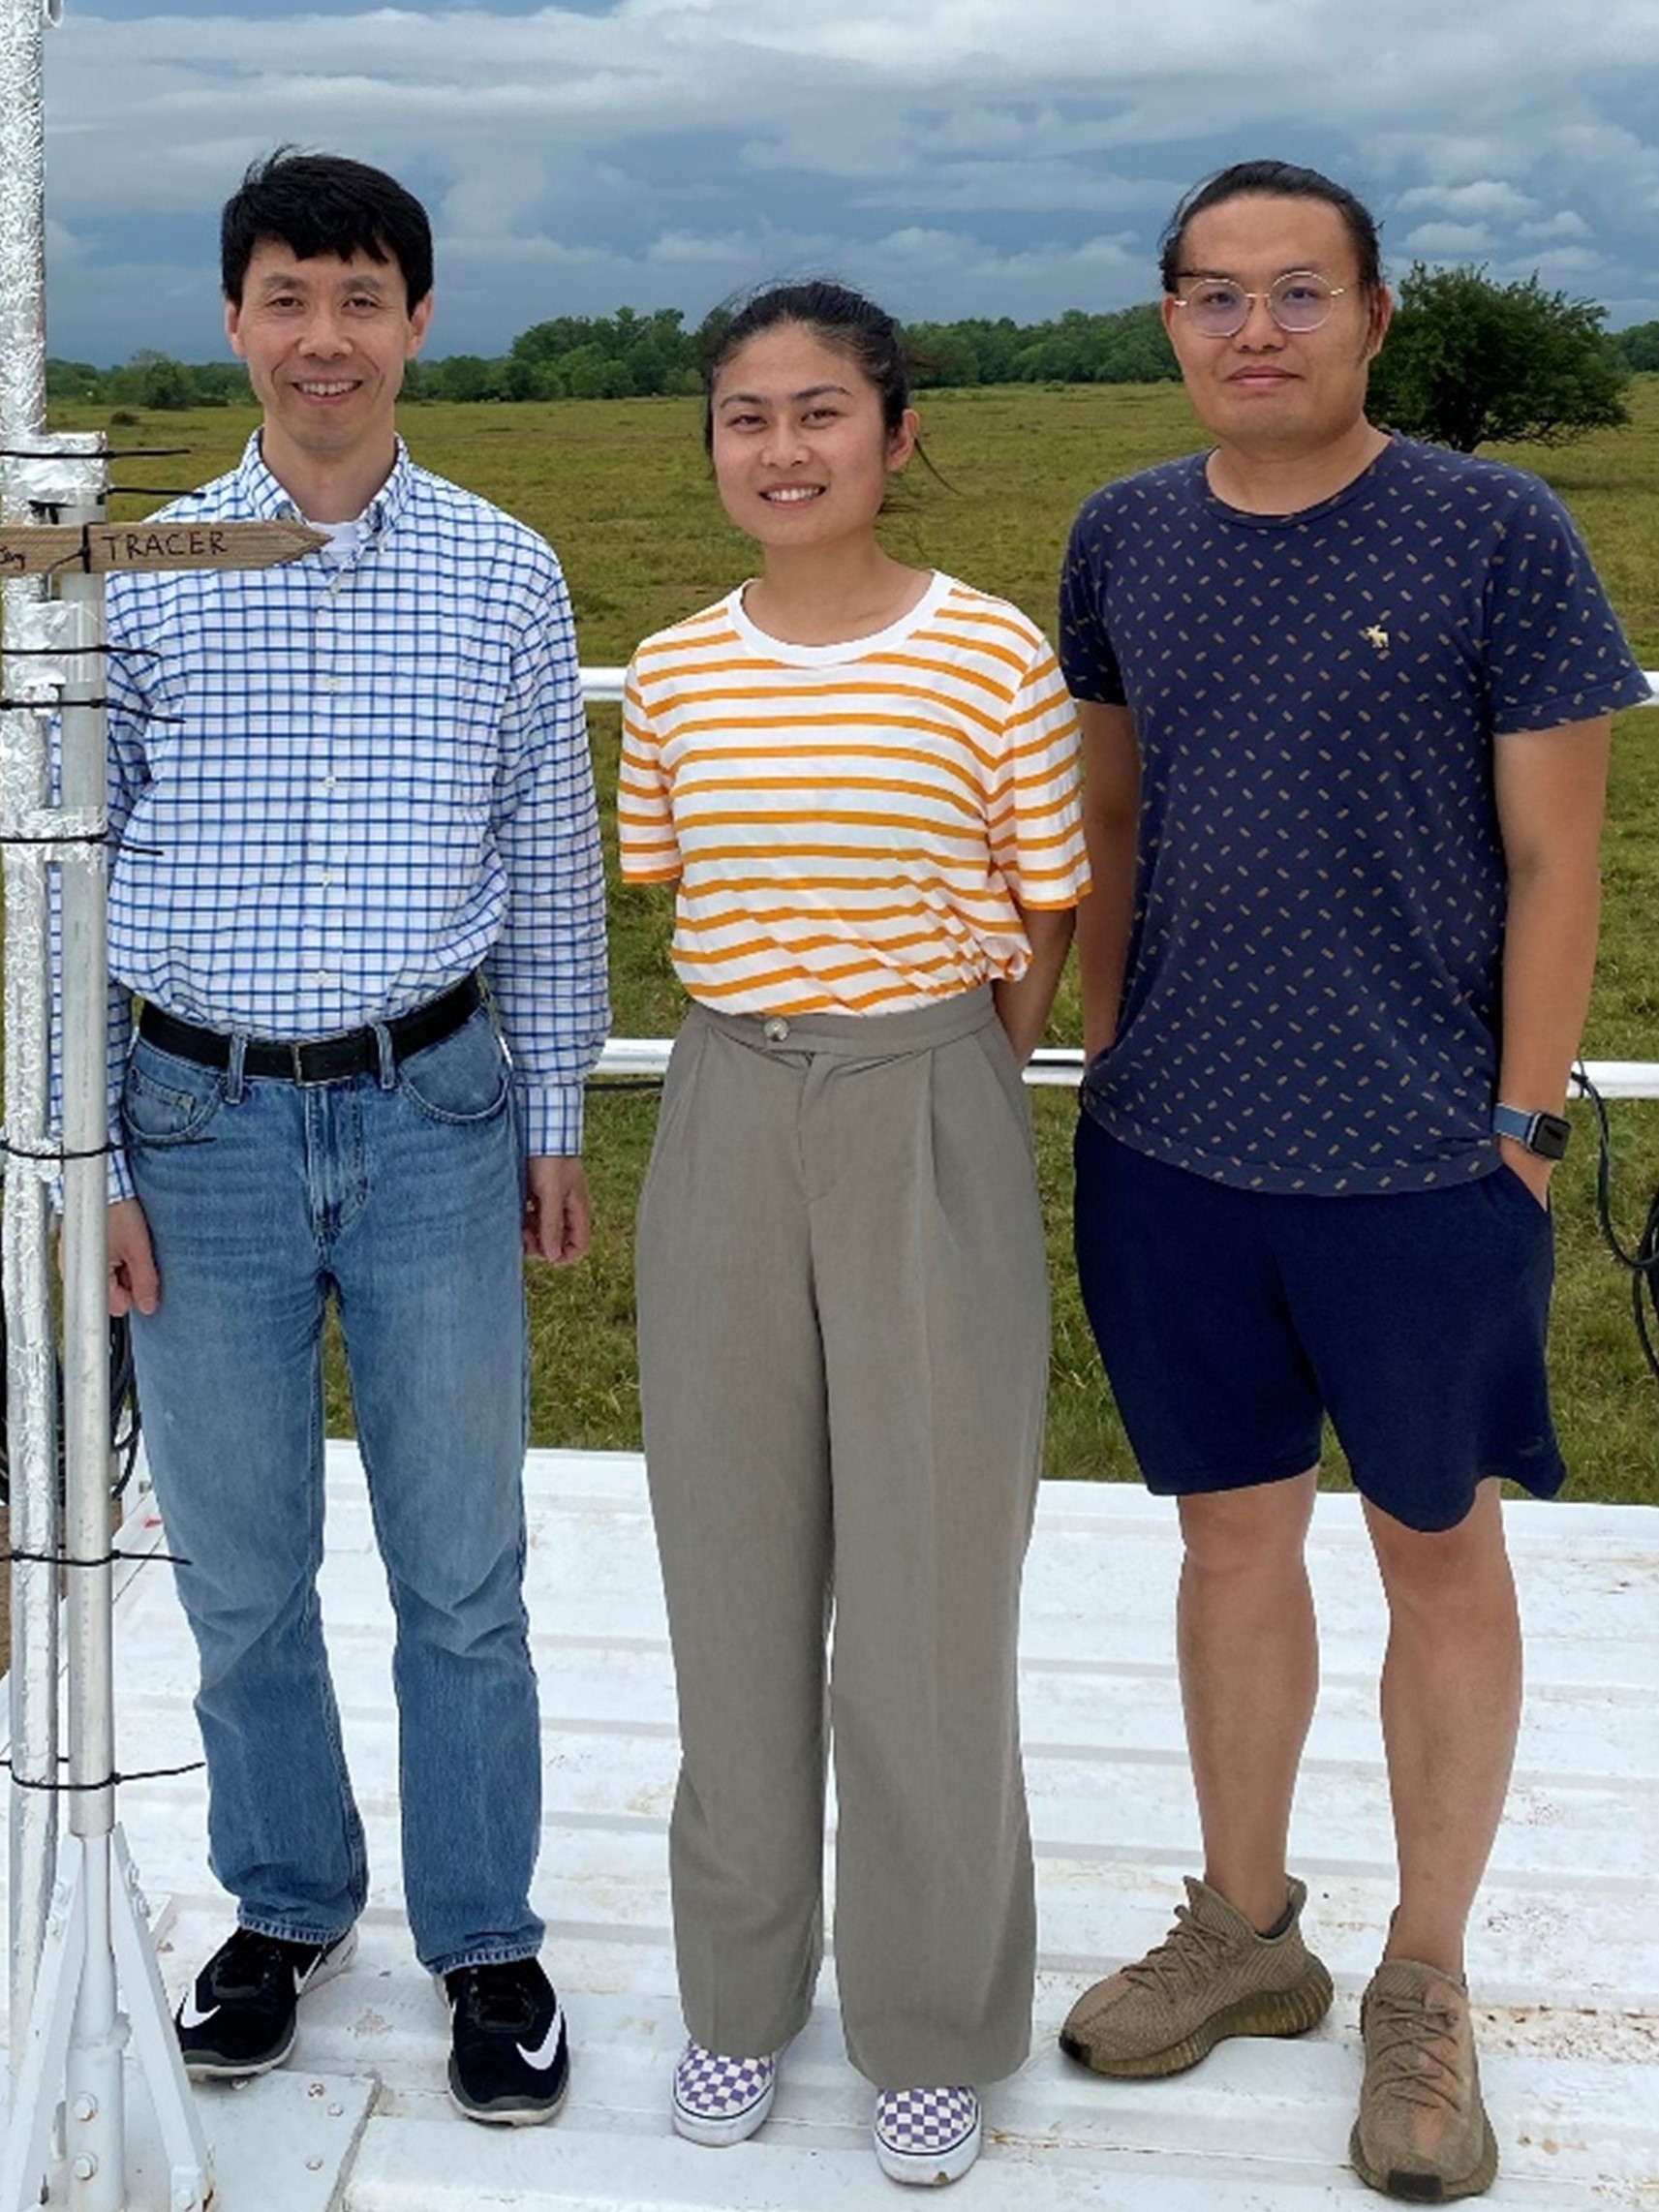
left=123, top=1004, right=543, bottom=1974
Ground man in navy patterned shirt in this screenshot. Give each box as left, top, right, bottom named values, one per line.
left=102, top=152, right=606, bottom=2124
left=1057, top=160, right=1647, bottom=2200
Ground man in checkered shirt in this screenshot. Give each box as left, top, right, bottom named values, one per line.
left=102, top=150, right=605, bottom=2125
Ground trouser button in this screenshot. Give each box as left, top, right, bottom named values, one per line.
left=762, top=1017, right=790, bottom=1043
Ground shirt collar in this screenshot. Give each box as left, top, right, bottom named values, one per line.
left=230, top=430, right=415, bottom=537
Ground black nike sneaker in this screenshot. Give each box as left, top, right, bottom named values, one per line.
left=175, top=1923, right=357, bottom=2076
left=444, top=1956, right=569, bottom=2124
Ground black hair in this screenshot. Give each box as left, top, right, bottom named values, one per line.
left=701, top=280, right=912, bottom=455
left=1158, top=160, right=1383, bottom=295
left=221, top=148, right=434, bottom=310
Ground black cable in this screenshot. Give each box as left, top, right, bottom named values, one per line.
left=0, top=702, right=187, bottom=722
left=108, top=1312, right=141, bottom=1498
left=0, top=1306, right=142, bottom=1511
left=0, top=697, right=131, bottom=714
left=1572, top=1060, right=1659, bottom=1386
left=3, top=1757, right=205, bottom=1792
left=0, top=445, right=189, bottom=460
left=0, top=834, right=168, bottom=853
left=0, top=832, right=111, bottom=847
left=7, top=1540, right=188, bottom=1570
left=0, top=1137, right=117, bottom=1161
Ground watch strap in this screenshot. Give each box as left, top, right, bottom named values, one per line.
left=1492, top=1102, right=1571, bottom=1159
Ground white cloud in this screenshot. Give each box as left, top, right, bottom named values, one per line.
left=1519, top=210, right=1593, bottom=242
left=1401, top=222, right=1495, bottom=256
left=855, top=164, right=1182, bottom=217
left=1395, top=179, right=1538, bottom=221
left=1494, top=244, right=1612, bottom=286
left=29, top=0, right=1659, bottom=354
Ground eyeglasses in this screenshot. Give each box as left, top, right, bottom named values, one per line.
left=1171, top=270, right=1348, bottom=339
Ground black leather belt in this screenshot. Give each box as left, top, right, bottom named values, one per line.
left=138, top=976, right=482, bottom=1084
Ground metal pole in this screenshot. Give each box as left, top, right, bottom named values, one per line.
left=1, top=0, right=62, bottom=2066
left=0, top=443, right=211, bottom=2212
left=57, top=512, right=126, bottom=2209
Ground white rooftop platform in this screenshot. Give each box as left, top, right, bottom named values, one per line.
left=5, top=1448, right=1657, bottom=2208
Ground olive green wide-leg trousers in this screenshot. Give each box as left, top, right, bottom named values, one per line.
left=636, top=987, right=1048, bottom=2088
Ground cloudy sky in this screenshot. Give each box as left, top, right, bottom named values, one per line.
left=36, top=0, right=1659, bottom=363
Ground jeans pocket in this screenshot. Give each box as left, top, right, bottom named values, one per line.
left=396, top=1008, right=512, bottom=1126
left=122, top=1047, right=226, bottom=1147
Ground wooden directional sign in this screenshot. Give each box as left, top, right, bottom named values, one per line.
left=0, top=518, right=325, bottom=576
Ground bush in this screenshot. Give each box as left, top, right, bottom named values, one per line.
left=1613, top=321, right=1659, bottom=374
left=1370, top=264, right=1630, bottom=451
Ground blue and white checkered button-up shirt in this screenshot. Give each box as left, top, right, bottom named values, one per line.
left=103, top=434, right=608, bottom=1198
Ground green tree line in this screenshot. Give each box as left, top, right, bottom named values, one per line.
left=47, top=301, right=1183, bottom=407
left=50, top=298, right=1659, bottom=416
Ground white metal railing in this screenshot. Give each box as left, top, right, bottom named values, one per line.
left=585, top=668, right=1659, bottom=1102
left=596, top=1039, right=1659, bottom=1097
left=582, top=672, right=1659, bottom=710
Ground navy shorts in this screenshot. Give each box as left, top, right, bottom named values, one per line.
left=1072, top=1114, right=1564, bottom=1533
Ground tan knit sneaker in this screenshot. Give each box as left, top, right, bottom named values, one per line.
left=1059, top=1875, right=1333, bottom=2078
left=1350, top=1959, right=1498, bottom=2201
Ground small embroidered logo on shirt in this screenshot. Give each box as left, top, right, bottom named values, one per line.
left=1361, top=624, right=1391, bottom=653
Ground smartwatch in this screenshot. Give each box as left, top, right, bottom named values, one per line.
left=1491, top=1102, right=1571, bottom=1161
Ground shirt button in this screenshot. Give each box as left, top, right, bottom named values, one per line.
left=762, top=1017, right=789, bottom=1043
left=321, top=775, right=337, bottom=791
left=323, top=676, right=340, bottom=692
left=315, top=968, right=332, bottom=985
left=319, top=870, right=335, bottom=889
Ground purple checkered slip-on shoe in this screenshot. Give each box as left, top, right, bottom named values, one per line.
left=671, top=2039, right=779, bottom=2146
left=873, top=2084, right=983, bottom=2186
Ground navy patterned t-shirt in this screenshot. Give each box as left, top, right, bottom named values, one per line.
left=1060, top=435, right=1649, bottom=1195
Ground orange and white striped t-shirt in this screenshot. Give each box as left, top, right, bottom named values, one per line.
left=618, top=572, right=1091, bottom=1017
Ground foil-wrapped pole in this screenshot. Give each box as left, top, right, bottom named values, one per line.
left=1, top=0, right=61, bottom=2065
left=0, top=0, right=46, bottom=441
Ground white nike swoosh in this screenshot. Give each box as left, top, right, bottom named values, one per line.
left=177, top=1992, right=221, bottom=2030
left=516, top=2006, right=566, bottom=2071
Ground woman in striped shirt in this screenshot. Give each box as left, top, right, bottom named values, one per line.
left=620, top=281, right=1091, bottom=2187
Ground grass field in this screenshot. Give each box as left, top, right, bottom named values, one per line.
left=52, top=380, right=1659, bottom=1503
